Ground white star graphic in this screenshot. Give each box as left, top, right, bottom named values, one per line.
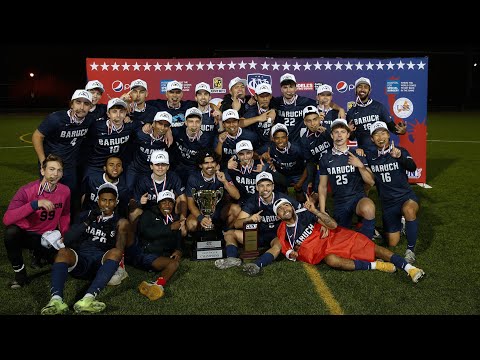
left=154, top=63, right=162, bottom=71
left=397, top=60, right=405, bottom=69
left=376, top=61, right=384, bottom=70
left=207, top=62, right=215, bottom=70
left=238, top=61, right=247, bottom=69
left=132, top=62, right=140, bottom=71
left=228, top=61, right=236, bottom=70
left=272, top=62, right=280, bottom=71
left=185, top=62, right=193, bottom=71
left=334, top=61, right=343, bottom=70
left=324, top=62, right=332, bottom=70
left=386, top=61, right=395, bottom=70
left=355, top=62, right=364, bottom=70
left=314, top=61, right=322, bottom=70
left=407, top=61, right=415, bottom=70
left=196, top=62, right=204, bottom=70
left=261, top=61, right=270, bottom=70
left=164, top=62, right=173, bottom=71
left=217, top=62, right=225, bottom=70
left=122, top=62, right=130, bottom=71
left=249, top=60, right=257, bottom=69
left=111, top=62, right=120, bottom=71
left=366, top=62, right=374, bottom=70
left=143, top=63, right=152, bottom=71
left=417, top=61, right=426, bottom=70
left=303, top=62, right=311, bottom=71
left=90, top=62, right=99, bottom=71
left=101, top=62, right=110, bottom=71
left=175, top=62, right=183, bottom=71
left=282, top=62, right=291, bottom=70
left=345, top=62, right=353, bottom=70
left=292, top=62, right=301, bottom=71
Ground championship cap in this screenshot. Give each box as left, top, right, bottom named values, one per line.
left=235, top=140, right=253, bottom=154
left=255, top=83, right=272, bottom=95
left=355, top=77, right=371, bottom=88
left=273, top=198, right=292, bottom=216
left=107, top=98, right=128, bottom=111
left=71, top=89, right=92, bottom=103
left=330, top=119, right=350, bottom=132
left=271, top=123, right=289, bottom=137
left=222, top=109, right=240, bottom=121
left=195, top=82, right=211, bottom=94
left=150, top=150, right=170, bottom=165
left=153, top=111, right=173, bottom=124
left=130, top=79, right=148, bottom=90
left=280, top=73, right=296, bottom=84
left=302, top=105, right=319, bottom=118
left=228, top=77, right=247, bottom=90
left=369, top=121, right=389, bottom=135
left=85, top=80, right=105, bottom=93
left=255, top=171, right=273, bottom=184
left=166, top=80, right=183, bottom=92
left=97, top=182, right=119, bottom=197
left=157, top=190, right=176, bottom=203
left=185, top=107, right=203, bottom=119
left=317, top=84, right=333, bottom=95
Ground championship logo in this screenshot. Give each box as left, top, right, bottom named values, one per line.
left=211, top=77, right=226, bottom=94
left=347, top=101, right=356, bottom=110
left=247, top=73, right=272, bottom=96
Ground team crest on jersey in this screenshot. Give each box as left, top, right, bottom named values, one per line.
left=247, top=74, right=271, bottom=96
left=347, top=101, right=356, bottom=110
left=211, top=77, right=226, bottom=94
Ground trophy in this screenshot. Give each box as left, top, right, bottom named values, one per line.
left=191, top=188, right=224, bottom=260
left=240, top=222, right=259, bottom=260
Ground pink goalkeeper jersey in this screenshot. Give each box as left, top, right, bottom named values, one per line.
left=3, top=180, right=71, bottom=235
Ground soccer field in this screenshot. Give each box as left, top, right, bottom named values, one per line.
left=0, top=111, right=479, bottom=315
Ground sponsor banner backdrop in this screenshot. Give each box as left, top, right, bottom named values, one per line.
left=86, top=57, right=428, bottom=183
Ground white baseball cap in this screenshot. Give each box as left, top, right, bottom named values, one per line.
left=85, top=80, right=105, bottom=93
left=255, top=171, right=273, bottom=184
left=130, top=79, right=148, bottom=90
left=273, top=198, right=292, bottom=216
left=271, top=123, right=289, bottom=137
left=235, top=140, right=253, bottom=154
left=97, top=182, right=119, bottom=197
left=153, top=111, right=173, bottom=124
left=302, top=105, right=319, bottom=118
left=280, top=73, right=296, bottom=84
left=185, top=107, right=203, bottom=119
left=71, top=89, right=92, bottom=103
left=151, top=150, right=169, bottom=164
left=331, top=119, right=349, bottom=132
left=228, top=77, right=247, bottom=90
left=255, top=83, right=272, bottom=95
left=107, top=98, right=128, bottom=111
left=370, top=121, right=388, bottom=135
left=166, top=80, right=183, bottom=92
left=317, top=84, right=333, bottom=95
left=195, top=82, right=211, bottom=94
left=355, top=77, right=371, bottom=88
left=157, top=190, right=176, bottom=203
left=222, top=109, right=240, bottom=121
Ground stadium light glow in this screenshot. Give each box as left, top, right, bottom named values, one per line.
left=29, top=72, right=35, bottom=78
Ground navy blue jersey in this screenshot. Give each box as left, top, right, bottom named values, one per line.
left=213, top=128, right=259, bottom=168
left=87, top=119, right=140, bottom=169
left=367, top=147, right=416, bottom=204
left=319, top=149, right=368, bottom=204
left=146, top=99, right=196, bottom=129
left=228, top=159, right=266, bottom=199
left=269, top=142, right=306, bottom=177
left=129, top=104, right=159, bottom=124
left=89, top=104, right=107, bottom=121
left=346, top=99, right=393, bottom=151
left=77, top=211, right=120, bottom=252
left=244, top=105, right=275, bottom=146
left=285, top=209, right=318, bottom=246
left=274, top=95, right=316, bottom=143
left=320, top=108, right=340, bottom=133
left=300, top=130, right=332, bottom=163
left=129, top=128, right=169, bottom=174
left=200, top=110, right=220, bottom=137
left=37, top=110, right=94, bottom=166
left=172, top=127, right=215, bottom=167
left=80, top=173, right=130, bottom=218
left=133, top=172, right=185, bottom=207
left=185, top=171, right=233, bottom=209
left=242, top=191, right=301, bottom=234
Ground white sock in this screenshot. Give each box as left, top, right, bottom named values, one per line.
left=404, top=264, right=414, bottom=273
left=51, top=295, right=62, bottom=301
left=370, top=262, right=377, bottom=270
left=84, top=293, right=95, bottom=299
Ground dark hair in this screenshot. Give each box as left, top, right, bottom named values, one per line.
left=98, top=187, right=118, bottom=198
left=196, top=148, right=219, bottom=166
left=104, top=155, right=122, bottom=167
left=42, top=154, right=64, bottom=169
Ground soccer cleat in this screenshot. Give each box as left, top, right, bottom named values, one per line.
left=404, top=249, right=416, bottom=264
left=107, top=266, right=128, bottom=286
left=138, top=281, right=165, bottom=301
left=375, top=261, right=396, bottom=273
left=243, top=262, right=261, bottom=276
left=9, top=270, right=28, bottom=289
left=74, top=297, right=106, bottom=313
left=214, top=257, right=242, bottom=269
left=408, top=267, right=425, bottom=283
left=41, top=298, right=69, bottom=315
left=372, top=228, right=383, bottom=241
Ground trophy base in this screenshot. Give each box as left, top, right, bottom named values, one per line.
left=191, top=230, right=224, bottom=261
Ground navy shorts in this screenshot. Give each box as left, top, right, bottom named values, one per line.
left=382, top=193, right=419, bottom=233
left=333, top=193, right=366, bottom=228
left=69, top=247, right=107, bottom=280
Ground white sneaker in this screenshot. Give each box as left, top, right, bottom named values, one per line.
left=404, top=249, right=416, bottom=264
left=214, top=257, right=241, bottom=269
left=107, top=266, right=128, bottom=286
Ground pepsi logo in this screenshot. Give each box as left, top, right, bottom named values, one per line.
left=336, top=81, right=348, bottom=93
left=112, top=80, right=124, bottom=92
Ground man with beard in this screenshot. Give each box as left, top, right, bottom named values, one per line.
left=194, top=82, right=222, bottom=137
left=274, top=197, right=425, bottom=283
left=3, top=154, right=71, bottom=288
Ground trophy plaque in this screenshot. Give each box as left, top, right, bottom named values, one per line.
left=191, top=188, right=224, bottom=260
left=240, top=222, right=259, bottom=259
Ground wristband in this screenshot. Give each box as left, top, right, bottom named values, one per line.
left=197, top=214, right=205, bottom=223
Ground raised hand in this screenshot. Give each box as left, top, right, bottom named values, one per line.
left=304, top=194, right=315, bottom=212
left=347, top=151, right=364, bottom=168
left=228, top=156, right=238, bottom=170
left=249, top=210, right=263, bottom=223
left=395, top=121, right=407, bottom=135
left=140, top=193, right=149, bottom=205
left=390, top=140, right=401, bottom=158
left=254, top=158, right=265, bottom=173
